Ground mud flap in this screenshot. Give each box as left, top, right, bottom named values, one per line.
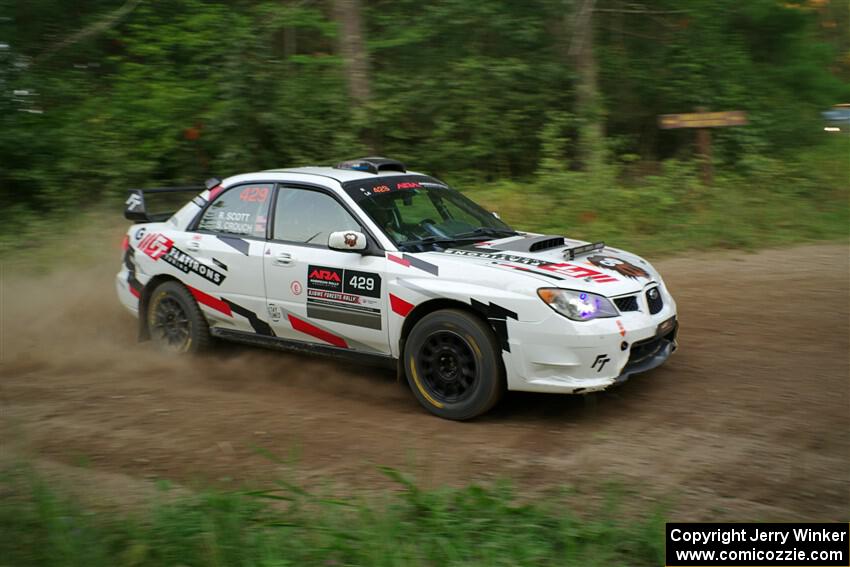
left=396, top=338, right=406, bottom=382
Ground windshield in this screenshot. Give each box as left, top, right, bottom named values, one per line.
left=346, top=177, right=515, bottom=250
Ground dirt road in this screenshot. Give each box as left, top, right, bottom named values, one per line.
left=1, top=242, right=848, bottom=520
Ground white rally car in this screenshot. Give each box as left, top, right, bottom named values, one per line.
left=117, top=157, right=677, bottom=420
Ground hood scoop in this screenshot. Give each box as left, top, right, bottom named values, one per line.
left=492, top=235, right=566, bottom=253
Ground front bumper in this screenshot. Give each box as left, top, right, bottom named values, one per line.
left=503, top=285, right=678, bottom=394
left=611, top=326, right=677, bottom=388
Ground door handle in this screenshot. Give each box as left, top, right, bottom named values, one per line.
left=186, top=240, right=201, bottom=252
left=273, top=252, right=295, bottom=266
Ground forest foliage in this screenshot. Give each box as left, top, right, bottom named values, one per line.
left=0, top=0, right=847, bottom=247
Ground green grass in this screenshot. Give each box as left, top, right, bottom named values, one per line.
left=461, top=137, right=849, bottom=257
left=0, top=465, right=666, bottom=567
left=466, top=177, right=848, bottom=257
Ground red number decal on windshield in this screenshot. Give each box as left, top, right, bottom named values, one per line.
left=240, top=187, right=269, bottom=202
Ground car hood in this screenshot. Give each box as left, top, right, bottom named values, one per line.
left=420, top=233, right=662, bottom=297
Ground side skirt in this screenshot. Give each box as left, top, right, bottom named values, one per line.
left=209, top=327, right=396, bottom=370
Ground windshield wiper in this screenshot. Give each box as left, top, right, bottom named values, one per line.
left=398, top=228, right=518, bottom=251
left=455, top=227, right=519, bottom=239
left=398, top=235, right=488, bottom=251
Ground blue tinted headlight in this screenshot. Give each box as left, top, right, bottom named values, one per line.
left=537, top=288, right=619, bottom=321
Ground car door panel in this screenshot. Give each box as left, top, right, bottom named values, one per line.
left=264, top=244, right=389, bottom=353
left=262, top=185, right=390, bottom=354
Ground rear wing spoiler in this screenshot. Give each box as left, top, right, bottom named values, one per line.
left=124, top=178, right=221, bottom=222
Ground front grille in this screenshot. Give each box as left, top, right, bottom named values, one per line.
left=614, top=295, right=639, bottom=312
left=646, top=287, right=663, bottom=314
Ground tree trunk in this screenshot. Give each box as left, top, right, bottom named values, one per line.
left=567, top=0, right=604, bottom=169
left=333, top=0, right=371, bottom=108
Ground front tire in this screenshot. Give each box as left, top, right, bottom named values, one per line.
left=146, top=281, right=211, bottom=354
left=403, top=309, right=505, bottom=420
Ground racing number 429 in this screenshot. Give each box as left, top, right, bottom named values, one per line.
left=349, top=274, right=374, bottom=291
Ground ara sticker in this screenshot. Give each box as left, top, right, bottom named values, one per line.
left=307, top=265, right=343, bottom=291
left=305, top=265, right=382, bottom=330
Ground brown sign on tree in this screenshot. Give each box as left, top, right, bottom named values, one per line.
left=658, top=110, right=748, bottom=129
left=658, top=109, right=748, bottom=184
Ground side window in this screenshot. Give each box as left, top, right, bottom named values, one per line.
left=197, top=184, right=272, bottom=237
left=273, top=187, right=361, bottom=245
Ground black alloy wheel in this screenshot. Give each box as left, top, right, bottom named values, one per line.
left=419, top=330, right=478, bottom=404
left=151, top=295, right=191, bottom=351
left=404, top=309, right=505, bottom=420
left=146, top=281, right=211, bottom=354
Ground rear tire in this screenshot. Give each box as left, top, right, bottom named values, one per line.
left=146, top=281, right=211, bottom=354
left=403, top=309, right=505, bottom=420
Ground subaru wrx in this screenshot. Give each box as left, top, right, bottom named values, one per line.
left=117, top=157, right=678, bottom=420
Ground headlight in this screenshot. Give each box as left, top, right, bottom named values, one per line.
left=537, top=288, right=618, bottom=321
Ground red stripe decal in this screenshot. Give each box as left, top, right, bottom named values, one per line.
left=389, top=294, right=415, bottom=317
left=129, top=286, right=141, bottom=298
left=387, top=254, right=411, bottom=267
left=187, top=285, right=232, bottom=316
left=288, top=315, right=348, bottom=348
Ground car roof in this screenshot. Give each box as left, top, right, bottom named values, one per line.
left=262, top=166, right=424, bottom=184
left=221, top=158, right=432, bottom=190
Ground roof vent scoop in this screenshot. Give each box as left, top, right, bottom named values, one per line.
left=335, top=157, right=406, bottom=174
left=495, top=235, right=566, bottom=253
left=529, top=237, right=567, bottom=252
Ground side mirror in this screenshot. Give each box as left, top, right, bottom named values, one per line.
left=328, top=230, right=367, bottom=252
